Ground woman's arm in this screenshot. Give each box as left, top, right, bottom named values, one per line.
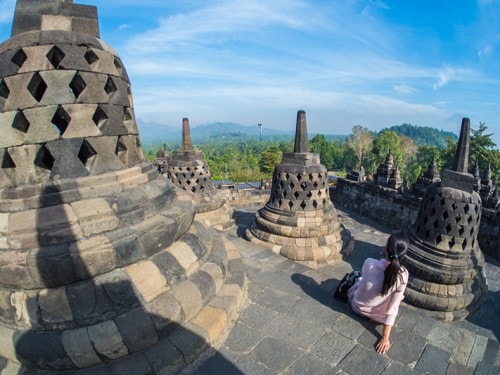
left=376, top=324, right=392, bottom=354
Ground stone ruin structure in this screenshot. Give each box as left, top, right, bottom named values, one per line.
left=475, top=163, right=499, bottom=210
left=402, top=118, right=487, bottom=321
left=166, top=118, right=235, bottom=230
left=246, top=110, right=352, bottom=267
left=0, top=1, right=245, bottom=373
left=346, top=166, right=366, bottom=182
left=374, top=151, right=403, bottom=190
left=412, top=156, right=441, bottom=197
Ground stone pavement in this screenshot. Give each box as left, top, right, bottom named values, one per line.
left=184, top=206, right=500, bottom=375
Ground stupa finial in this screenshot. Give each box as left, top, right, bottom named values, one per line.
left=293, top=110, right=308, bottom=153
left=182, top=118, right=193, bottom=151
left=453, top=118, right=470, bottom=173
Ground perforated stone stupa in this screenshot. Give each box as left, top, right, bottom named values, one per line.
left=403, top=118, right=487, bottom=321
left=167, top=118, right=234, bottom=230
left=246, top=110, right=351, bottom=266
left=0, top=1, right=245, bottom=373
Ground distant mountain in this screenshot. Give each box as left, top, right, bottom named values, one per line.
left=381, top=123, right=458, bottom=149
left=137, top=119, right=295, bottom=143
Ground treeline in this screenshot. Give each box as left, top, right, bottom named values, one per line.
left=143, top=123, right=499, bottom=186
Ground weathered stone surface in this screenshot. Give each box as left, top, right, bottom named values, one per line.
left=62, top=327, right=102, bottom=368
left=114, top=307, right=158, bottom=353
left=88, top=320, right=128, bottom=360
left=125, top=261, right=167, bottom=303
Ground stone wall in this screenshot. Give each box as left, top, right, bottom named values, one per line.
left=218, top=188, right=270, bottom=207
left=331, top=178, right=500, bottom=260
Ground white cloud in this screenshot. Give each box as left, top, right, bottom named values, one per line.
left=393, top=85, right=418, bottom=95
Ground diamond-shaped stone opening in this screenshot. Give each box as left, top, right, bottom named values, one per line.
left=459, top=227, right=465, bottom=236
left=318, top=190, right=322, bottom=197
left=294, top=191, right=299, bottom=199
left=301, top=182, right=308, bottom=190
left=309, top=173, right=314, bottom=181
left=115, top=137, right=127, bottom=154
left=46, top=46, right=65, bottom=69
left=191, top=186, right=197, bottom=193
left=467, top=215, right=473, bottom=224
left=452, top=202, right=458, bottom=210
left=0, top=79, right=10, bottom=99
left=307, top=191, right=312, bottom=198
left=113, top=57, right=123, bottom=74
left=433, top=220, right=439, bottom=229
left=84, top=49, right=100, bottom=65
left=297, top=174, right=302, bottom=181
left=455, top=215, right=461, bottom=224
left=187, top=167, right=191, bottom=171
left=92, top=106, right=109, bottom=128
left=442, top=211, right=449, bottom=220
left=288, top=201, right=294, bottom=210
left=464, top=204, right=470, bottom=214
left=283, top=191, right=287, bottom=198
left=313, top=181, right=318, bottom=189
left=300, top=201, right=307, bottom=210
left=27, top=72, right=47, bottom=102
left=123, top=107, right=132, bottom=121
left=322, top=198, right=327, bottom=206
left=313, top=200, right=318, bottom=209
left=34, top=146, right=54, bottom=171
left=186, top=180, right=191, bottom=185
left=12, top=111, right=30, bottom=133
left=11, top=48, right=27, bottom=68
left=448, top=238, right=455, bottom=248
left=445, top=223, right=452, bottom=234
left=435, top=234, right=442, bottom=245
left=78, top=141, right=97, bottom=166
left=0, top=150, right=15, bottom=169
left=51, top=106, right=71, bottom=135
left=439, top=198, right=446, bottom=206
left=69, top=72, right=87, bottom=99
left=470, top=227, right=475, bottom=237
left=462, top=239, right=468, bottom=250
left=104, top=77, right=118, bottom=95
left=290, top=182, right=295, bottom=190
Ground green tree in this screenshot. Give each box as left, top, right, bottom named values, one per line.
left=310, top=134, right=334, bottom=169
left=347, top=125, right=374, bottom=169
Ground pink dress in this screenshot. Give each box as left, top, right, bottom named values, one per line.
left=347, top=258, right=409, bottom=326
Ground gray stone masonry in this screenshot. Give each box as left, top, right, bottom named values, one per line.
left=185, top=205, right=500, bottom=375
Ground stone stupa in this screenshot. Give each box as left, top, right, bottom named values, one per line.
left=403, top=118, right=487, bottom=321
left=0, top=1, right=245, bottom=373
left=167, top=118, right=235, bottom=230
left=246, top=110, right=352, bottom=267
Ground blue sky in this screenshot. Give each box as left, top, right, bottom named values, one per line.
left=0, top=0, right=499, bottom=147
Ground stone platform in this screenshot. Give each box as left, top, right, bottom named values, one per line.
left=184, top=206, right=500, bottom=375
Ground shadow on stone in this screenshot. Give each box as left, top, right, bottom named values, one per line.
left=8, top=185, right=243, bottom=375
left=233, top=209, right=256, bottom=238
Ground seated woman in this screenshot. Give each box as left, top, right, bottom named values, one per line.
left=348, top=230, right=409, bottom=354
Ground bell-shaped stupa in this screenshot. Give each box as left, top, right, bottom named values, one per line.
left=246, top=110, right=352, bottom=267
left=403, top=118, right=487, bottom=321
left=0, top=1, right=245, bottom=373
left=167, top=118, right=235, bottom=230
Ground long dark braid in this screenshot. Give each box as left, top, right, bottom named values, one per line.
left=380, top=230, right=409, bottom=296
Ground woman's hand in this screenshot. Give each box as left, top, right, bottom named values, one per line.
left=376, top=324, right=392, bottom=354
left=376, top=336, right=391, bottom=354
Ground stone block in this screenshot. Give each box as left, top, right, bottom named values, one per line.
left=61, top=104, right=101, bottom=138
left=62, top=327, right=102, bottom=368
left=114, top=307, right=158, bottom=353
left=95, top=104, right=129, bottom=136
left=27, top=244, right=75, bottom=288
left=38, top=287, right=73, bottom=326
left=23, top=106, right=61, bottom=144
left=152, top=251, right=187, bottom=286
left=168, top=241, right=199, bottom=275
left=69, top=236, right=116, bottom=279
left=99, top=269, right=138, bottom=310
left=172, top=281, right=203, bottom=321
left=16, top=45, right=54, bottom=73
left=14, top=330, right=75, bottom=370
left=11, top=14, right=42, bottom=36
left=71, top=198, right=119, bottom=236
left=133, top=215, right=178, bottom=258
left=41, top=14, right=72, bottom=31
left=88, top=320, right=128, bottom=360
left=76, top=71, right=109, bottom=103
left=125, top=261, right=167, bottom=303
left=38, top=70, right=78, bottom=105
left=84, top=136, right=124, bottom=174
left=191, top=270, right=216, bottom=305
left=145, top=293, right=183, bottom=335
left=0, top=112, right=24, bottom=148
left=36, top=202, right=84, bottom=245
left=200, top=262, right=224, bottom=292
left=168, top=325, right=209, bottom=366
left=46, top=139, right=90, bottom=180
left=191, top=306, right=228, bottom=344
left=0, top=250, right=31, bottom=289
left=143, top=337, right=185, bottom=375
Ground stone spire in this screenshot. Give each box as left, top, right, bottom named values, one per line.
left=246, top=110, right=352, bottom=267
left=453, top=118, right=470, bottom=173
left=293, top=109, right=308, bottom=153
left=182, top=117, right=193, bottom=151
